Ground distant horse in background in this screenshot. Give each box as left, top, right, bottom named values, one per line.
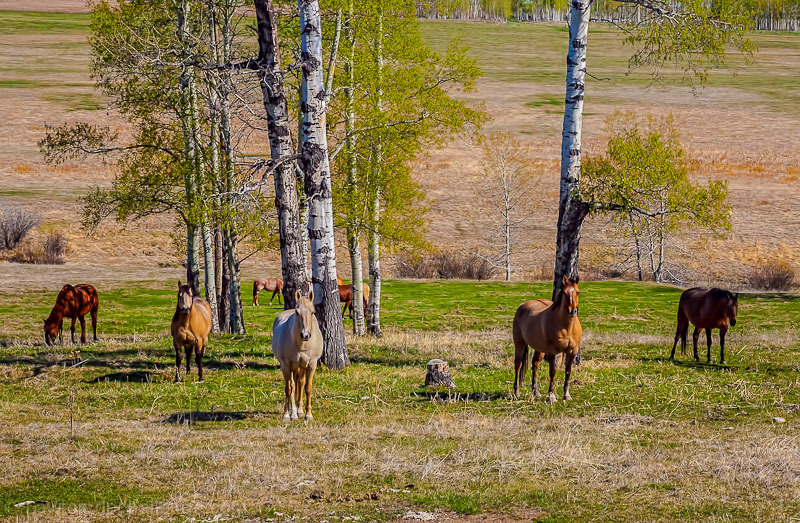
left=337, top=275, right=369, bottom=319
left=670, top=287, right=739, bottom=364
left=272, top=289, right=323, bottom=421
left=171, top=281, right=212, bottom=382
left=253, top=278, right=283, bottom=306
left=513, top=276, right=583, bottom=403
left=43, top=284, right=99, bottom=346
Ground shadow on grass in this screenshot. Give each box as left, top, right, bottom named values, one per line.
left=161, top=410, right=274, bottom=424
left=89, top=370, right=154, bottom=383
left=412, top=390, right=509, bottom=402
left=640, top=356, right=735, bottom=371
left=0, top=355, right=280, bottom=372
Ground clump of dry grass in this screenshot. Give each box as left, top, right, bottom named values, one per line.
left=395, top=251, right=497, bottom=280
left=746, top=258, right=795, bottom=291
left=0, top=206, right=39, bottom=251
left=9, top=232, right=68, bottom=265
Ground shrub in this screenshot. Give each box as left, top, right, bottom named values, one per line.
left=746, top=259, right=795, bottom=291
left=10, top=233, right=67, bottom=265
left=396, top=251, right=497, bottom=280
left=0, top=206, right=39, bottom=250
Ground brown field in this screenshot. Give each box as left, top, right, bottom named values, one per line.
left=1, top=6, right=799, bottom=290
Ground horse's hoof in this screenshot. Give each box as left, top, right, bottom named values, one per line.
left=282, top=414, right=291, bottom=422
left=564, top=393, right=572, bottom=402
left=305, top=413, right=313, bottom=421
left=198, top=378, right=204, bottom=383
left=721, top=360, right=727, bottom=365
left=548, top=393, right=557, bottom=405
left=706, top=359, right=712, bottom=365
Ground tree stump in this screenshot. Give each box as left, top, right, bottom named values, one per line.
left=425, top=359, right=455, bottom=390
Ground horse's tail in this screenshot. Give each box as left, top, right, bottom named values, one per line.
left=512, top=307, right=529, bottom=390
left=519, top=345, right=529, bottom=388
left=676, top=299, right=689, bottom=355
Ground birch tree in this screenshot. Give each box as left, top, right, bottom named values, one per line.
left=298, top=0, right=349, bottom=369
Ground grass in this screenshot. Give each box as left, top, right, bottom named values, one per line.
left=1, top=279, right=799, bottom=520
left=0, top=10, right=90, bottom=35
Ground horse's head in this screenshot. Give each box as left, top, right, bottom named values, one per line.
left=728, top=293, right=739, bottom=327
left=294, top=289, right=316, bottom=341
left=177, top=280, right=193, bottom=314
left=43, top=317, right=58, bottom=346
left=561, top=275, right=580, bottom=318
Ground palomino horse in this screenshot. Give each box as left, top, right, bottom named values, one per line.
left=171, top=281, right=213, bottom=382
left=513, top=276, right=583, bottom=403
left=337, top=275, right=369, bottom=319
left=670, top=287, right=739, bottom=364
left=272, top=290, right=322, bottom=421
left=44, top=284, right=99, bottom=346
left=253, top=278, right=283, bottom=306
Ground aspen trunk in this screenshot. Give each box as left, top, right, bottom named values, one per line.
left=553, top=0, right=591, bottom=300
left=225, top=227, right=245, bottom=334
left=216, top=228, right=230, bottom=332
left=298, top=0, right=348, bottom=369
left=367, top=8, right=384, bottom=338
left=344, top=0, right=365, bottom=336
left=254, top=0, right=309, bottom=310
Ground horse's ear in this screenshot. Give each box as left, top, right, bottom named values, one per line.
left=308, top=288, right=314, bottom=303
left=43, top=318, right=47, bottom=324
left=735, top=292, right=739, bottom=301
left=177, top=280, right=182, bottom=289
left=295, top=289, right=301, bottom=302
left=574, top=275, right=580, bottom=284
left=562, top=274, right=568, bottom=286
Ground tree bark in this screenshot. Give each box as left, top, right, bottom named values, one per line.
left=344, top=0, right=365, bottom=336
left=225, top=227, right=245, bottom=334
left=298, top=0, right=348, bottom=369
left=254, top=0, right=309, bottom=310
left=367, top=8, right=384, bottom=338
left=553, top=0, right=591, bottom=301
left=216, top=228, right=230, bottom=332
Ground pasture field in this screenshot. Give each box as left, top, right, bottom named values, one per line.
left=1, top=280, right=799, bottom=521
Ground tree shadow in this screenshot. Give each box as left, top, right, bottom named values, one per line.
left=640, top=356, right=735, bottom=371
left=89, top=370, right=154, bottom=383
left=412, top=390, right=509, bottom=402
left=0, top=355, right=280, bottom=372
left=160, top=410, right=274, bottom=425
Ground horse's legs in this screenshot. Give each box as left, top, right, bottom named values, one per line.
left=174, top=342, right=182, bottom=383
left=706, top=329, right=713, bottom=364
left=184, top=346, right=192, bottom=376
left=719, top=326, right=728, bottom=365
left=70, top=317, right=77, bottom=344
left=670, top=319, right=687, bottom=360
left=91, top=308, right=98, bottom=342
left=294, top=368, right=306, bottom=418
left=270, top=288, right=278, bottom=306
left=563, top=351, right=577, bottom=401
left=58, top=319, right=64, bottom=345
left=253, top=291, right=259, bottom=307
left=79, top=316, right=87, bottom=344
left=531, top=351, right=544, bottom=398
left=692, top=327, right=701, bottom=362
left=304, top=363, right=316, bottom=420
left=281, top=365, right=293, bottom=421
left=512, top=339, right=528, bottom=398
left=546, top=353, right=558, bottom=404
left=196, top=340, right=206, bottom=382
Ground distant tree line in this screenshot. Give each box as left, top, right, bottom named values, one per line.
left=416, top=0, right=800, bottom=30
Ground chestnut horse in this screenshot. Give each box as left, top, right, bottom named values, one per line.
left=513, top=276, right=583, bottom=403
left=171, top=281, right=213, bottom=382
left=337, top=275, right=369, bottom=319
left=670, top=287, right=739, bottom=364
left=43, top=284, right=99, bottom=346
left=253, top=278, right=283, bottom=306
left=272, top=289, right=322, bottom=421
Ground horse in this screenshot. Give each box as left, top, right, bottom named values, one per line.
left=271, top=289, right=323, bottom=421
left=253, top=278, right=283, bottom=306
left=171, top=281, right=213, bottom=382
left=670, top=287, right=739, bottom=364
left=337, top=275, right=370, bottom=319
left=512, top=276, right=583, bottom=403
left=43, top=284, right=99, bottom=346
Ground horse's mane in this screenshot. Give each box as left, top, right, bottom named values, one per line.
left=709, top=288, right=736, bottom=301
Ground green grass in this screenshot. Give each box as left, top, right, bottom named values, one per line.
left=0, top=10, right=91, bottom=35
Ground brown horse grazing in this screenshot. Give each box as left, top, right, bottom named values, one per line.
left=513, top=276, right=583, bottom=403
left=171, top=281, right=213, bottom=382
left=253, top=278, right=283, bottom=306
left=338, top=281, right=370, bottom=319
left=272, top=290, right=323, bottom=421
left=670, top=287, right=739, bottom=364
left=43, top=284, right=99, bottom=346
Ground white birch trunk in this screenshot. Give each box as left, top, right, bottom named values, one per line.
left=298, top=0, right=348, bottom=369
left=367, top=9, right=384, bottom=338
left=553, top=0, right=591, bottom=300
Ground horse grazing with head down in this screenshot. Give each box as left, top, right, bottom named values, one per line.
left=272, top=290, right=322, bottom=421
left=670, top=287, right=739, bottom=364
left=336, top=275, right=369, bottom=319
left=252, top=278, right=283, bottom=306
left=171, top=281, right=213, bottom=382
left=513, top=276, right=583, bottom=403
left=44, top=284, right=99, bottom=346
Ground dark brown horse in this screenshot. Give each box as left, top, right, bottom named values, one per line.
left=337, top=275, right=369, bottom=319
left=43, top=284, right=99, bottom=346
left=171, top=281, right=213, bottom=382
left=670, top=287, right=739, bottom=364
left=253, top=278, right=283, bottom=307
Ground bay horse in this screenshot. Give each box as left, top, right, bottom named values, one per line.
left=337, top=275, right=370, bottom=319
left=670, top=287, right=739, bottom=364
left=171, top=281, right=213, bottom=382
left=43, top=284, right=99, bottom=346
left=252, top=278, right=283, bottom=306
left=513, top=276, right=583, bottom=403
left=272, top=289, right=322, bottom=421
